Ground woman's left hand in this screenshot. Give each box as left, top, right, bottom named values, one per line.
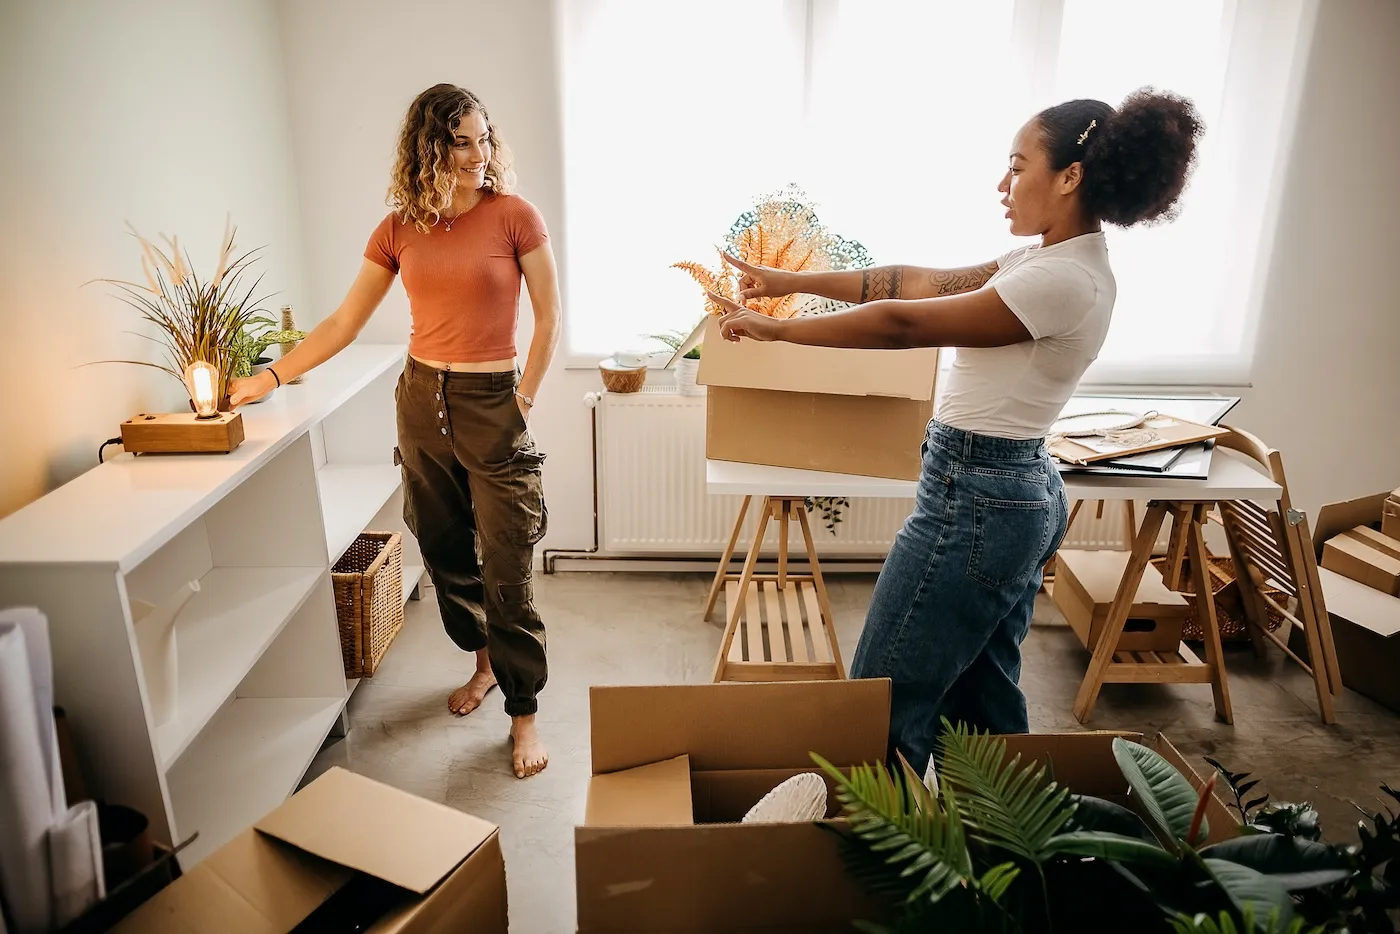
left=704, top=291, right=783, bottom=343
left=516, top=395, right=532, bottom=423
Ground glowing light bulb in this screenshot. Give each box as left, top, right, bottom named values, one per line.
left=183, top=360, right=221, bottom=419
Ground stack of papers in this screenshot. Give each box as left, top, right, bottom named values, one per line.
left=1051, top=394, right=1241, bottom=480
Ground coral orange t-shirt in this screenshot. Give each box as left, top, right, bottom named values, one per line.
left=364, top=193, right=549, bottom=362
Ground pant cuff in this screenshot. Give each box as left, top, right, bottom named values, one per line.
left=504, top=697, right=539, bottom=717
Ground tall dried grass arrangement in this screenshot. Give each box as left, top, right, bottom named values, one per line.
left=85, top=215, right=273, bottom=403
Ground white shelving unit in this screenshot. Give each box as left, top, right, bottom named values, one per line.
left=0, top=343, right=424, bottom=867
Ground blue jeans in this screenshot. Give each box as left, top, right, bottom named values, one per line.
left=851, top=420, right=1070, bottom=774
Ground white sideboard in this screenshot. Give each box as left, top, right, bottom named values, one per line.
left=0, top=342, right=421, bottom=866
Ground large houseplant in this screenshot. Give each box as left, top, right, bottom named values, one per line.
left=88, top=216, right=274, bottom=408
left=814, top=720, right=1399, bottom=933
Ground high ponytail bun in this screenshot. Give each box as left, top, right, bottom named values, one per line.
left=1038, top=88, right=1204, bottom=227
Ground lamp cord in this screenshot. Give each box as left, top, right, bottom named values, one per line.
left=98, top=437, right=123, bottom=464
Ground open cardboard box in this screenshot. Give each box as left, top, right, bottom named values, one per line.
left=574, top=679, right=1235, bottom=933
left=696, top=316, right=940, bottom=480
left=114, top=767, right=507, bottom=933
left=1310, top=491, right=1400, bottom=712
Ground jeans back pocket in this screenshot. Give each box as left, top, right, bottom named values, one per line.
left=968, top=495, right=1052, bottom=589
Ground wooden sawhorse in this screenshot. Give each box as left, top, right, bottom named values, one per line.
left=705, top=495, right=846, bottom=682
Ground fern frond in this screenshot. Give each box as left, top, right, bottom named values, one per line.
left=670, top=261, right=720, bottom=294
left=812, top=753, right=974, bottom=907
left=936, top=720, right=1077, bottom=866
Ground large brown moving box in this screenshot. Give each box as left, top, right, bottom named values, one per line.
left=574, top=679, right=1234, bottom=932
left=115, top=767, right=508, bottom=933
left=698, top=317, right=940, bottom=480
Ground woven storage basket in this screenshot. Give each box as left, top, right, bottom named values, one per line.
left=332, top=531, right=405, bottom=678
left=599, top=362, right=646, bottom=393
left=1150, top=553, right=1284, bottom=643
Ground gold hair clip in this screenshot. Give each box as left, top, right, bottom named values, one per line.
left=1077, top=119, right=1097, bottom=146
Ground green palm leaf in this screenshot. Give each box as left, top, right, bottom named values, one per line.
left=935, top=720, right=1077, bottom=865
left=1113, top=737, right=1206, bottom=846
left=812, top=752, right=974, bottom=906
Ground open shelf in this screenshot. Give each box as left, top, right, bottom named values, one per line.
left=403, top=564, right=424, bottom=606
left=317, top=464, right=402, bottom=564
left=153, top=566, right=325, bottom=767
left=168, top=695, right=344, bottom=865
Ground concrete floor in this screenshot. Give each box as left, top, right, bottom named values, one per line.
left=306, top=572, right=1400, bottom=934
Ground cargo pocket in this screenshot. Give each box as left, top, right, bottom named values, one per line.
left=497, top=576, right=534, bottom=606
left=510, top=445, right=548, bottom=546
left=968, top=496, right=1051, bottom=589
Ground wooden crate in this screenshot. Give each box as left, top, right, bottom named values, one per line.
left=1052, top=549, right=1189, bottom=653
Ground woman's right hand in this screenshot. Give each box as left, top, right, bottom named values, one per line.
left=722, top=253, right=799, bottom=301
left=227, top=370, right=278, bottom=408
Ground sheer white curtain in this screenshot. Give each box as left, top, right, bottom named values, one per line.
left=558, top=0, right=1316, bottom=385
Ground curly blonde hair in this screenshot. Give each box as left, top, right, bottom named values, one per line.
left=387, top=84, right=516, bottom=233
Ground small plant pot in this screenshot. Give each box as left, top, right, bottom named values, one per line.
left=245, top=356, right=273, bottom=404
left=676, top=356, right=704, bottom=396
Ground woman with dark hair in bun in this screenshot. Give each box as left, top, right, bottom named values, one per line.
left=707, top=88, right=1203, bottom=772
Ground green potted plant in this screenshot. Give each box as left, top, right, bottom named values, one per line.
left=87, top=217, right=275, bottom=410
left=814, top=720, right=1398, bottom=933
left=228, top=315, right=307, bottom=401
left=644, top=325, right=704, bottom=396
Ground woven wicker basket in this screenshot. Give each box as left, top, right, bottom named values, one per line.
left=599, top=362, right=646, bottom=393
left=332, top=531, right=405, bottom=678
left=1150, top=553, right=1285, bottom=643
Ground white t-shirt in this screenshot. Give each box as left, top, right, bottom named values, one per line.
left=936, top=231, right=1116, bottom=441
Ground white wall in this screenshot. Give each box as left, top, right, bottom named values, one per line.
left=0, top=0, right=306, bottom=520
left=1226, top=0, right=1400, bottom=514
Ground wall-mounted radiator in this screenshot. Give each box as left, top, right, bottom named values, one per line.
left=564, top=389, right=1138, bottom=564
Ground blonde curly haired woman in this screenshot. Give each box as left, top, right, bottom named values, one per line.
left=229, top=83, right=561, bottom=779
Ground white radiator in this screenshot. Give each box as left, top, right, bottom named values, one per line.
left=591, top=389, right=1141, bottom=556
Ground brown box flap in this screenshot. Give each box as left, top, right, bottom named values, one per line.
left=589, top=680, right=891, bottom=775
left=1313, top=492, right=1390, bottom=558
left=997, top=732, right=1142, bottom=800
left=586, top=755, right=694, bottom=827
left=1319, top=567, right=1400, bottom=638
left=112, top=828, right=350, bottom=933
left=697, top=317, right=939, bottom=400
left=255, top=767, right=496, bottom=895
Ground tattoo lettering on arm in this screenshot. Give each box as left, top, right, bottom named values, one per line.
left=926, top=260, right=1000, bottom=296
left=860, top=267, right=903, bottom=302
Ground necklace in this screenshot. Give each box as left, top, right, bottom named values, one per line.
left=441, top=192, right=483, bottom=231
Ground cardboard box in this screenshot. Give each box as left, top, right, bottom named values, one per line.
left=697, top=317, right=940, bottom=480
left=1051, top=549, right=1190, bottom=652
left=1321, top=526, right=1400, bottom=596
left=115, top=767, right=507, bottom=933
left=574, top=679, right=1235, bottom=933
left=1312, top=493, right=1400, bottom=712
left=1383, top=488, right=1400, bottom=540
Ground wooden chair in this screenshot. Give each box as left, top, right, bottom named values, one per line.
left=1210, top=425, right=1343, bottom=723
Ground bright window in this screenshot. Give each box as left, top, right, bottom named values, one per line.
left=559, top=0, right=1315, bottom=385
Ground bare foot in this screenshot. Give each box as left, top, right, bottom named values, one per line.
left=447, top=671, right=497, bottom=716
left=510, top=715, right=548, bottom=779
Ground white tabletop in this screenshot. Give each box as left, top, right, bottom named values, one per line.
left=707, top=450, right=1279, bottom=503
left=0, top=343, right=407, bottom=570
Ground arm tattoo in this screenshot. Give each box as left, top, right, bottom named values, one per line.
left=860, top=266, right=903, bottom=302
left=928, top=260, right=999, bottom=296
